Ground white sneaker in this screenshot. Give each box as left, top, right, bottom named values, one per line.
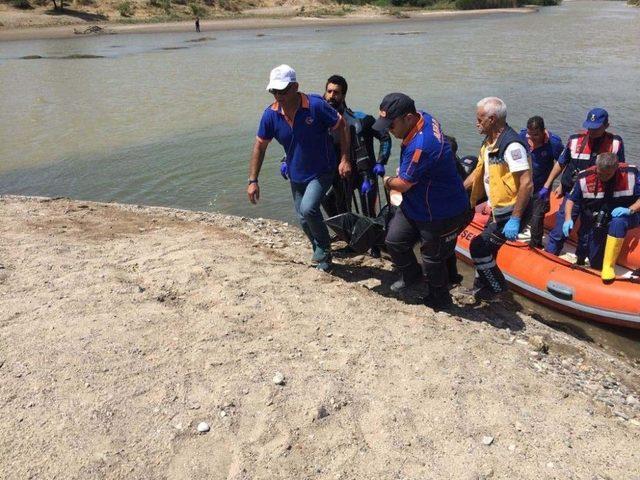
left=517, top=225, right=532, bottom=242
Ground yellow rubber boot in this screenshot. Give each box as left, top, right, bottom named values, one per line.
left=601, top=235, right=625, bottom=282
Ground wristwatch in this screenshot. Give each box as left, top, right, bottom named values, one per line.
left=248, top=179, right=259, bottom=185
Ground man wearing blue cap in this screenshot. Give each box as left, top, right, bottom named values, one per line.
left=542, top=108, right=625, bottom=261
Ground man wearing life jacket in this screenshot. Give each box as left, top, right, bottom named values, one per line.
left=320, top=75, right=392, bottom=257
left=518, top=116, right=564, bottom=247
left=542, top=108, right=625, bottom=262
left=562, top=153, right=640, bottom=281
left=247, top=65, right=351, bottom=272
left=463, top=97, right=533, bottom=300
left=374, top=93, right=469, bottom=310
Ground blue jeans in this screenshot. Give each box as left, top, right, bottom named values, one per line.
left=290, top=173, right=333, bottom=255
left=545, top=196, right=588, bottom=258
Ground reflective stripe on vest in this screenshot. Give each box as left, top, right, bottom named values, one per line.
left=578, top=165, right=637, bottom=199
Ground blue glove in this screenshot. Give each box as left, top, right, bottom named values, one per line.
left=562, top=219, right=574, bottom=237
left=537, top=187, right=550, bottom=200
left=612, top=207, right=631, bottom=217
left=502, top=217, right=521, bottom=240
left=361, top=178, right=373, bottom=194
left=502, top=217, right=520, bottom=240
left=280, top=162, right=288, bottom=180
left=373, top=163, right=385, bottom=177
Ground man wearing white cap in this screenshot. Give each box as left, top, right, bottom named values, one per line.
left=247, top=65, right=351, bottom=272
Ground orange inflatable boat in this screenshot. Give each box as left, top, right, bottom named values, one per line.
left=456, top=197, right=640, bottom=329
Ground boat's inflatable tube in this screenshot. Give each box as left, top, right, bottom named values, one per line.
left=456, top=201, right=640, bottom=329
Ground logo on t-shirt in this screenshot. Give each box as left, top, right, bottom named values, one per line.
left=305, top=116, right=314, bottom=125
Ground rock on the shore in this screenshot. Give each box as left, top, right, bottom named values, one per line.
left=481, top=436, right=494, bottom=446
left=197, top=422, right=210, bottom=433
left=273, top=372, right=285, bottom=385
left=316, top=406, right=329, bottom=420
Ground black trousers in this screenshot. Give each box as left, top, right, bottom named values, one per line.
left=526, top=196, right=550, bottom=248
left=469, top=213, right=511, bottom=293
left=385, top=208, right=469, bottom=290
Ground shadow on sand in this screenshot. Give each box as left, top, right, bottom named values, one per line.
left=45, top=8, right=108, bottom=21
left=330, top=257, right=526, bottom=332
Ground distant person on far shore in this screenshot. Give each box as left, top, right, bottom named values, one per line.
left=195, top=17, right=200, bottom=33
left=247, top=65, right=351, bottom=272
left=518, top=116, right=564, bottom=247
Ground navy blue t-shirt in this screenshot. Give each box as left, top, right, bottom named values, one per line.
left=257, top=93, right=340, bottom=183
left=398, top=111, right=468, bottom=222
left=518, top=129, right=564, bottom=193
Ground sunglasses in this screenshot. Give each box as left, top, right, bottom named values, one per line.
left=269, top=83, right=293, bottom=96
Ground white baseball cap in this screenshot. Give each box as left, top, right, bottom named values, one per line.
left=266, top=64, right=296, bottom=91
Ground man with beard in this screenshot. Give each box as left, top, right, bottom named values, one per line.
left=320, top=75, right=392, bottom=256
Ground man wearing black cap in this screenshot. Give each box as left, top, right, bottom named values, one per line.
left=543, top=108, right=625, bottom=260
left=374, top=93, right=469, bottom=310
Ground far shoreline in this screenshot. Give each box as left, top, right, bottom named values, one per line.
left=0, top=7, right=537, bottom=42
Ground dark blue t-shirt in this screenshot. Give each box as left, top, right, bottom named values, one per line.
left=398, top=111, right=468, bottom=222
left=518, top=129, right=564, bottom=193
left=257, top=93, right=340, bottom=183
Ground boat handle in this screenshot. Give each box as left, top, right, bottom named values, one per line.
left=547, top=281, right=574, bottom=301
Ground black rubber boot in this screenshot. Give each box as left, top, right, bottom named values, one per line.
left=423, top=286, right=453, bottom=311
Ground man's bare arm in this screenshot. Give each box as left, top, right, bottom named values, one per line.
left=463, top=169, right=477, bottom=191
left=512, top=169, right=533, bottom=219
left=247, top=139, right=269, bottom=204
left=383, top=175, right=413, bottom=193
left=564, top=199, right=575, bottom=222
left=337, top=119, right=351, bottom=178
left=543, top=161, right=564, bottom=196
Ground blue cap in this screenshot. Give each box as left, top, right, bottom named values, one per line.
left=582, top=108, right=608, bottom=130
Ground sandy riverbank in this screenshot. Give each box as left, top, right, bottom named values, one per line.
left=0, top=6, right=536, bottom=41
left=0, top=195, right=639, bottom=479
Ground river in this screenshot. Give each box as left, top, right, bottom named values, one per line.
left=1, top=0, right=639, bottom=352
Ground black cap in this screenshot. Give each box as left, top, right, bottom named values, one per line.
left=372, top=93, right=416, bottom=131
